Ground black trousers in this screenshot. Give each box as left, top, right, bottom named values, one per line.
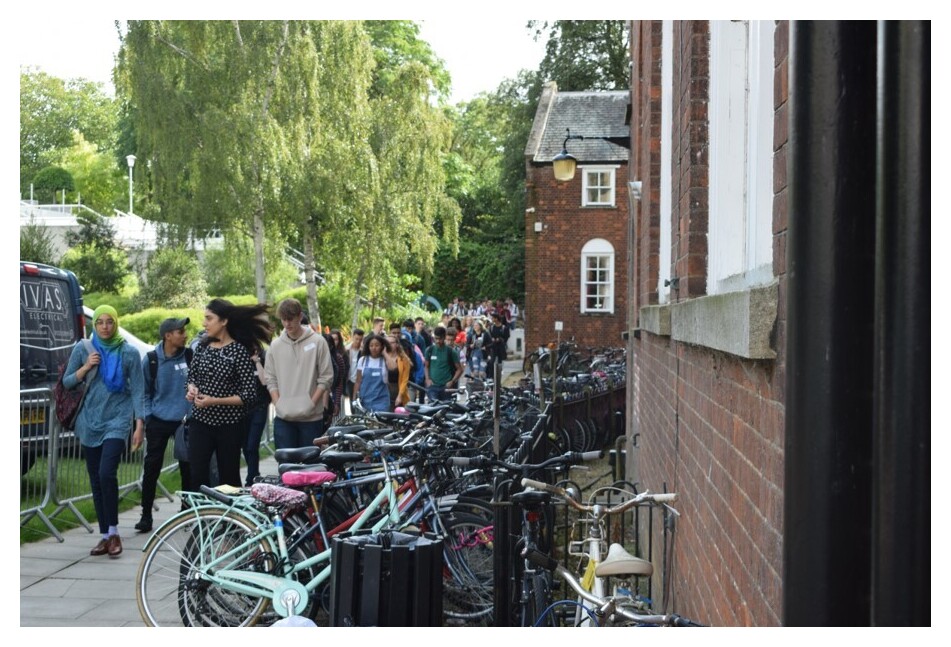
left=141, top=417, right=191, bottom=511
left=188, top=418, right=244, bottom=489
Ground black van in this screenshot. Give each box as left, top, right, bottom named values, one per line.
left=20, top=261, right=85, bottom=475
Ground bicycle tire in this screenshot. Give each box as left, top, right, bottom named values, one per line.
left=136, top=508, right=273, bottom=627
left=441, top=513, right=495, bottom=624
left=521, top=570, right=554, bottom=627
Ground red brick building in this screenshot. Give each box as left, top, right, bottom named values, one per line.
left=624, top=20, right=930, bottom=628
left=523, top=84, right=630, bottom=353
left=626, top=20, right=788, bottom=626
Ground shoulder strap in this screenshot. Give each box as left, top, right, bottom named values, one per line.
left=147, top=350, right=158, bottom=398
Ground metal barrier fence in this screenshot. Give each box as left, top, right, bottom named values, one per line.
left=20, top=388, right=276, bottom=543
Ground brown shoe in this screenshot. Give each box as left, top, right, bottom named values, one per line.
left=90, top=538, right=109, bottom=556
left=106, top=534, right=122, bottom=557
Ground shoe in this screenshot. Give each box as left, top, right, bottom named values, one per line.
left=107, top=534, right=122, bottom=557
left=90, top=538, right=109, bottom=556
left=134, top=514, right=153, bottom=533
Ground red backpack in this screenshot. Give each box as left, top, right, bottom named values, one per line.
left=53, top=339, right=96, bottom=431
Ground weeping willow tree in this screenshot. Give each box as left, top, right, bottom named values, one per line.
left=118, top=20, right=459, bottom=323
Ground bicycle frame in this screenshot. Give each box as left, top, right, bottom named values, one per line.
left=156, top=469, right=405, bottom=619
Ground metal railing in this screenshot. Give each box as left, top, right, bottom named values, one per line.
left=20, top=388, right=276, bottom=542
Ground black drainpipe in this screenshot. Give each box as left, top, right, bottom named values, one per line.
left=784, top=21, right=878, bottom=626
left=872, top=20, right=929, bottom=627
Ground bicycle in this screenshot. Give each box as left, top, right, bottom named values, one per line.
left=520, top=479, right=684, bottom=627
left=449, top=448, right=604, bottom=627
left=135, top=429, right=493, bottom=626
left=520, top=547, right=705, bottom=626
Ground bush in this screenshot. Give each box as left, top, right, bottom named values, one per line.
left=60, top=243, right=131, bottom=293
left=121, top=307, right=205, bottom=345
left=275, top=281, right=350, bottom=331
left=202, top=233, right=300, bottom=300
left=135, top=246, right=207, bottom=310
left=20, top=216, right=57, bottom=266
left=83, top=291, right=136, bottom=316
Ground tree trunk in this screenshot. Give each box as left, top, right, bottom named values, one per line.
left=303, top=228, right=321, bottom=330
left=351, top=253, right=368, bottom=331
left=252, top=207, right=267, bottom=303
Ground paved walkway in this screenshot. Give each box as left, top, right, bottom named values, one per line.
left=20, top=358, right=526, bottom=627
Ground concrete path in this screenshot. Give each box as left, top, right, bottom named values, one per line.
left=19, top=358, right=525, bottom=627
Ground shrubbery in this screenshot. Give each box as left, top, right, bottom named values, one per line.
left=135, top=245, right=208, bottom=310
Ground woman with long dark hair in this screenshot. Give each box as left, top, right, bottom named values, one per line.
left=62, top=305, right=146, bottom=557
left=323, top=331, right=347, bottom=426
left=186, top=298, right=272, bottom=488
left=352, top=333, right=391, bottom=414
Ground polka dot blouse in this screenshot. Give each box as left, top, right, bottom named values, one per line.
left=187, top=341, right=258, bottom=426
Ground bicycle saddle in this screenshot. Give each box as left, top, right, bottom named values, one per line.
left=511, top=488, right=551, bottom=508
left=326, top=424, right=369, bottom=436
left=595, top=543, right=654, bottom=578
left=277, top=462, right=331, bottom=475
left=281, top=470, right=337, bottom=487
left=274, top=446, right=323, bottom=464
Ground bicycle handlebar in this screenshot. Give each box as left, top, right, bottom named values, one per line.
left=520, top=479, right=678, bottom=515
left=448, top=450, right=603, bottom=471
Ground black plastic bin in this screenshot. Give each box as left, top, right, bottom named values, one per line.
left=329, top=529, right=443, bottom=626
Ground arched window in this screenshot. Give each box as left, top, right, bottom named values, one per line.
left=580, top=238, right=615, bottom=314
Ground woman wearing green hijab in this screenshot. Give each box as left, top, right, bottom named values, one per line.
left=63, top=305, right=146, bottom=557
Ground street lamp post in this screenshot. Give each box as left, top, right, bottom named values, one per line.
left=126, top=154, right=136, bottom=214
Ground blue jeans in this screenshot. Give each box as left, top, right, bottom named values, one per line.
left=242, top=404, right=268, bottom=486
left=427, top=385, right=449, bottom=403
left=273, top=417, right=324, bottom=450
left=83, top=439, right=125, bottom=534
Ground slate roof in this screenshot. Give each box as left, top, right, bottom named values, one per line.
left=526, top=84, right=630, bottom=164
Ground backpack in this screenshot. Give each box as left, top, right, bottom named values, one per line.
left=147, top=347, right=194, bottom=399
left=411, top=344, right=427, bottom=384
left=53, top=339, right=96, bottom=431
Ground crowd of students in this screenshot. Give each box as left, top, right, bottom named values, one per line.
left=61, top=295, right=522, bottom=556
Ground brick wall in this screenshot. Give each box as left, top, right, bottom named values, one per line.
left=524, top=166, right=629, bottom=353
left=628, top=20, right=789, bottom=627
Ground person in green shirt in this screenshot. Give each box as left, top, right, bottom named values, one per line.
left=424, top=325, right=463, bottom=403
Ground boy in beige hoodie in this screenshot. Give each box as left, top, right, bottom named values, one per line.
left=264, top=298, right=334, bottom=449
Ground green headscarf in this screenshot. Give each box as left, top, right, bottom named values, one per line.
left=91, top=305, right=124, bottom=348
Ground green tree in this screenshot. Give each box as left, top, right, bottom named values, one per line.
left=60, top=245, right=130, bottom=293
left=20, top=69, right=118, bottom=196
left=19, top=216, right=58, bottom=266
left=51, top=132, right=126, bottom=214
left=136, top=246, right=207, bottom=309
left=119, top=20, right=298, bottom=304
left=529, top=20, right=630, bottom=91
left=31, top=166, right=75, bottom=204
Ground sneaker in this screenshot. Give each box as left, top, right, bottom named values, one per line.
left=134, top=514, right=153, bottom=533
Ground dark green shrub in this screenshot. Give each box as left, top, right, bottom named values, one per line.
left=60, top=244, right=130, bottom=293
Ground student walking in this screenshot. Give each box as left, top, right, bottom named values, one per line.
left=424, top=325, right=463, bottom=403
left=136, top=317, right=193, bottom=532
left=62, top=305, right=146, bottom=557
left=186, top=298, right=271, bottom=489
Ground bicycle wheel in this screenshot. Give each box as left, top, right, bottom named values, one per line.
left=521, top=570, right=554, bottom=627
left=441, top=513, right=495, bottom=624
left=136, top=509, right=273, bottom=627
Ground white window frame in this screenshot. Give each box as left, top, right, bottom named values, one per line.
left=708, top=20, right=775, bottom=295
left=580, top=166, right=617, bottom=207
left=659, top=20, right=673, bottom=303
left=580, top=238, right=615, bottom=314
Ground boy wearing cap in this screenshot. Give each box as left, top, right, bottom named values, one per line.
left=136, top=317, right=193, bottom=532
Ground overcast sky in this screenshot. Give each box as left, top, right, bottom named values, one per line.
left=17, top=16, right=550, bottom=105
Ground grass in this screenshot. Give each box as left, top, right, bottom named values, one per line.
left=19, top=444, right=275, bottom=545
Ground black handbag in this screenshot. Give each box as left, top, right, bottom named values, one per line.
left=173, top=417, right=189, bottom=462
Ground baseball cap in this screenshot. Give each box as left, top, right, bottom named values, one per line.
left=159, top=317, right=190, bottom=336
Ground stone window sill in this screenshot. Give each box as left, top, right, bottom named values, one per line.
left=638, top=281, right=778, bottom=360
